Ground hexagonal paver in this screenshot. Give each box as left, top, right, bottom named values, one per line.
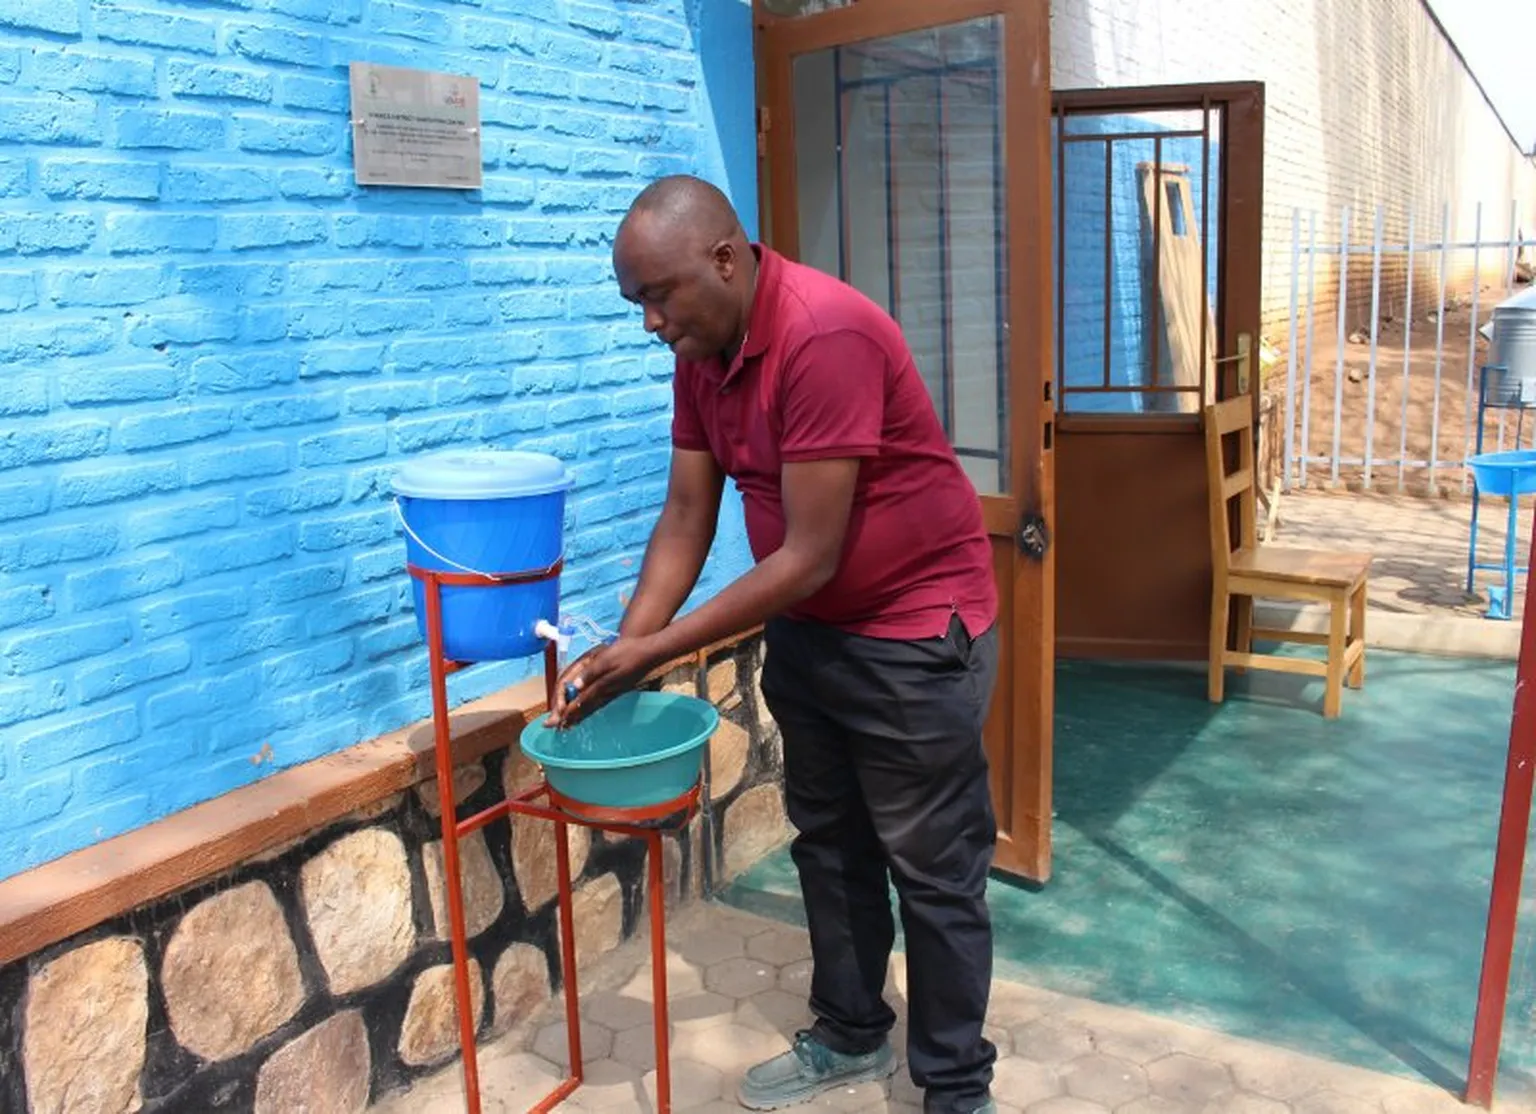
left=581, top=990, right=654, bottom=1033
left=669, top=990, right=735, bottom=1029
left=473, top=1050, right=566, bottom=1112
left=1204, top=1093, right=1291, bottom=1114
left=1226, top=1043, right=1355, bottom=1101
left=1085, top=1023, right=1177, bottom=1068
left=778, top=957, right=814, bottom=997
left=1146, top=1053, right=1234, bottom=1106
left=1026, top=1097, right=1111, bottom=1114
left=987, top=981, right=1060, bottom=1028
left=1009, top=1015, right=1097, bottom=1065
left=642, top=1056, right=723, bottom=1109
left=612, top=1024, right=660, bottom=1071
left=613, top=953, right=706, bottom=1005
left=746, top=927, right=813, bottom=967
left=1380, top=1084, right=1475, bottom=1114
left=532, top=1017, right=612, bottom=1066
left=677, top=927, right=748, bottom=968
left=1293, top=1090, right=1384, bottom=1114
left=1115, top=1098, right=1190, bottom=1114
left=673, top=1021, right=787, bottom=1077
left=991, top=1056, right=1063, bottom=1107
left=1062, top=1052, right=1148, bottom=1107
left=560, top=1057, right=645, bottom=1112
left=984, top=1022, right=1014, bottom=1059
left=704, top=956, right=778, bottom=1000
left=734, top=987, right=809, bottom=1036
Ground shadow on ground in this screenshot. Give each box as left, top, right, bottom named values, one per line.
left=723, top=649, right=1536, bottom=1099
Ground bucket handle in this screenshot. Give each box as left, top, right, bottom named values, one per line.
left=393, top=498, right=560, bottom=583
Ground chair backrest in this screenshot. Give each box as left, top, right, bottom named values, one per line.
left=1203, top=396, right=1258, bottom=574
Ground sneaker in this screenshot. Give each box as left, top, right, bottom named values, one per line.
left=736, top=1029, right=898, bottom=1110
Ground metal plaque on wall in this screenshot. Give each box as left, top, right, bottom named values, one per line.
left=348, top=62, right=483, bottom=189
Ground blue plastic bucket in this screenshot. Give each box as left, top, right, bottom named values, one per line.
left=393, top=449, right=573, bottom=662
left=519, top=691, right=719, bottom=808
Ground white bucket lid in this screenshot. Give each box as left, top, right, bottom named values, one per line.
left=391, top=448, right=573, bottom=500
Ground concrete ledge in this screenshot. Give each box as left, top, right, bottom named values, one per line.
left=0, top=628, right=762, bottom=969
left=1255, top=602, right=1521, bottom=661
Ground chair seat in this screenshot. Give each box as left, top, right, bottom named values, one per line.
left=1229, top=545, right=1372, bottom=588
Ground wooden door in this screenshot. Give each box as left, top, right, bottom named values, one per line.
left=756, top=0, right=1058, bottom=882
left=1050, top=83, right=1265, bottom=659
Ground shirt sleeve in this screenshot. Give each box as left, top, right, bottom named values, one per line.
left=670, top=360, right=711, bottom=452
left=778, top=328, right=885, bottom=462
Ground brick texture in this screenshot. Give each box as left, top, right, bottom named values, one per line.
left=0, top=0, right=757, bottom=879
left=1049, top=0, right=1536, bottom=332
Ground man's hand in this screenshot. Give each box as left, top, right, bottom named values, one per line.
left=544, top=635, right=664, bottom=728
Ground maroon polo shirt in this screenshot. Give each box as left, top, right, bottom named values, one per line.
left=671, top=244, right=998, bottom=641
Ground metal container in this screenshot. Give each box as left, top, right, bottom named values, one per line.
left=1481, top=286, right=1536, bottom=405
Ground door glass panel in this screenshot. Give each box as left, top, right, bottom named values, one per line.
left=1052, top=105, right=1224, bottom=414
left=791, top=16, right=1009, bottom=495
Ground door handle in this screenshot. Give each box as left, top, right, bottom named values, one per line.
left=1211, top=332, right=1254, bottom=395
left=1017, top=512, right=1050, bottom=560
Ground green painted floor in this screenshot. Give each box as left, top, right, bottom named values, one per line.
left=720, top=649, right=1536, bottom=1097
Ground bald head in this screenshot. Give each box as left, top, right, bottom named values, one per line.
left=613, top=175, right=757, bottom=364
left=619, top=174, right=744, bottom=250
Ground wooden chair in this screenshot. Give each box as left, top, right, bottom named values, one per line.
left=1204, top=396, right=1371, bottom=717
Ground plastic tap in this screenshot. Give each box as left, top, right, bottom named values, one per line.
left=533, top=619, right=570, bottom=657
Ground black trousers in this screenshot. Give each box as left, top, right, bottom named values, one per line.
left=761, top=612, right=1000, bottom=1114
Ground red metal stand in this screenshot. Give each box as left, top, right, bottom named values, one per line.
left=1465, top=516, right=1536, bottom=1109
left=409, top=564, right=701, bottom=1114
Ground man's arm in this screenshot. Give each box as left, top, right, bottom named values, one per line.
left=548, top=456, right=858, bottom=725
left=618, top=447, right=727, bottom=639
left=641, top=456, right=857, bottom=662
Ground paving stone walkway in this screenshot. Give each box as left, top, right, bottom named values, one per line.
left=1273, top=488, right=1528, bottom=623
left=369, top=903, right=1529, bottom=1114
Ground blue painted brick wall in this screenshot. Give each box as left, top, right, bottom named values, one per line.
left=0, top=0, right=756, bottom=879
left=1054, top=113, right=1221, bottom=413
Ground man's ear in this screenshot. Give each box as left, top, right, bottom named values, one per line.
left=711, top=240, right=736, bottom=281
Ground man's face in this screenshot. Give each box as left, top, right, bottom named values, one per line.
left=614, top=218, right=739, bottom=363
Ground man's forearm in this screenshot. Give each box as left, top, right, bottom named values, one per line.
left=642, top=547, right=830, bottom=665
left=617, top=510, right=715, bottom=639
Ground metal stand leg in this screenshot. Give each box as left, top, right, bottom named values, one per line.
left=1491, top=495, right=1522, bottom=621
left=648, top=830, right=672, bottom=1114
left=423, top=577, right=484, bottom=1114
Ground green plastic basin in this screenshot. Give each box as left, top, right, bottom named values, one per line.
left=519, top=690, right=718, bottom=809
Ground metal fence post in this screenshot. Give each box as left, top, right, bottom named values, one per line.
left=1365, top=205, right=1384, bottom=488
left=1285, top=207, right=1301, bottom=489
left=1398, top=208, right=1416, bottom=492
left=1331, top=205, right=1350, bottom=487
left=1430, top=202, right=1450, bottom=492
left=1464, top=201, right=1484, bottom=491
left=1301, top=210, right=1317, bottom=488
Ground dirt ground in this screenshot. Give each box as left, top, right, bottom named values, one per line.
left=1268, top=298, right=1524, bottom=497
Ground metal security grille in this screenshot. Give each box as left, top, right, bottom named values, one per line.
left=1052, top=98, right=1223, bottom=417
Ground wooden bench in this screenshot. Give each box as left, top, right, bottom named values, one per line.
left=1204, top=396, right=1372, bottom=717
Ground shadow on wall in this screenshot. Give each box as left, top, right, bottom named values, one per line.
left=686, top=0, right=759, bottom=238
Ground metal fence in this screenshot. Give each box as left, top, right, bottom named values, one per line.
left=1281, top=201, right=1535, bottom=493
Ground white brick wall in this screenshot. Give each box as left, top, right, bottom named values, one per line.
left=1050, top=0, right=1536, bottom=332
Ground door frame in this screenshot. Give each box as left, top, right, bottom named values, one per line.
left=753, top=0, right=1059, bottom=882
left=1049, top=81, right=1266, bottom=660
left=1050, top=80, right=1265, bottom=410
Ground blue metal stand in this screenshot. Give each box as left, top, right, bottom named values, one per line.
left=1467, top=364, right=1535, bottom=620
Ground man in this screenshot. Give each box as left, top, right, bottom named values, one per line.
left=547, top=175, right=1000, bottom=1114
